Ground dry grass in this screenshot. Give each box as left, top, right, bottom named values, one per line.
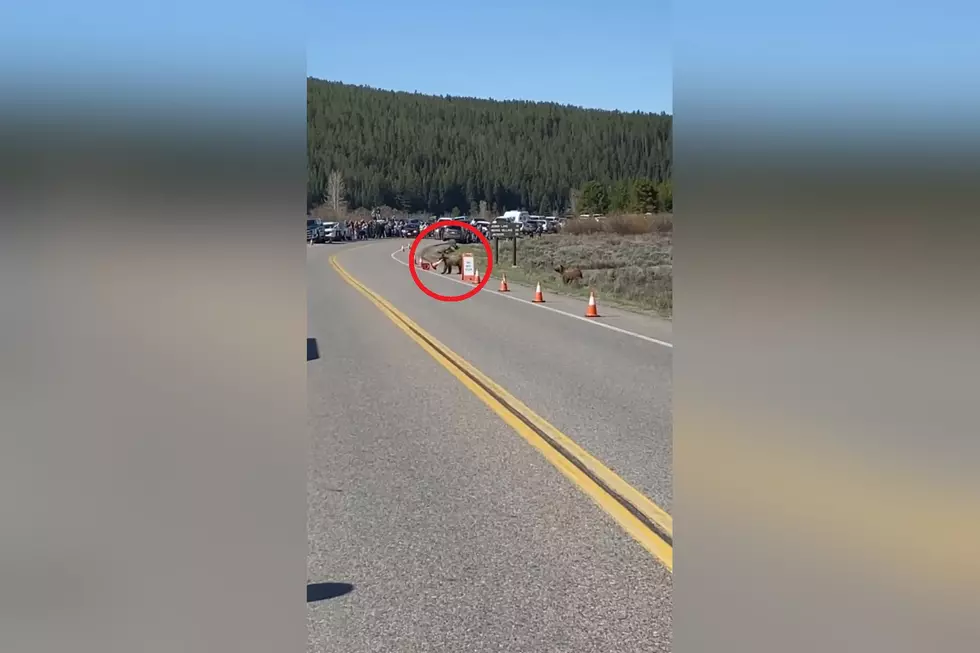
left=561, top=213, right=673, bottom=236
left=461, top=225, right=673, bottom=316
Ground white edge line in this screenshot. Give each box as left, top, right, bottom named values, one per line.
left=390, top=249, right=673, bottom=348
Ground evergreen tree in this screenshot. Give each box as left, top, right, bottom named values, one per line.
left=580, top=180, right=610, bottom=214
left=569, top=188, right=582, bottom=216
left=610, top=180, right=633, bottom=213
left=307, top=78, right=672, bottom=215
left=632, top=179, right=658, bottom=213
left=656, top=180, right=672, bottom=212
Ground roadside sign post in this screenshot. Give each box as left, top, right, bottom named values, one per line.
left=488, top=222, right=518, bottom=267
left=461, top=253, right=478, bottom=282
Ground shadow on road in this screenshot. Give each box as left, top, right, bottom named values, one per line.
left=307, top=582, right=354, bottom=602
left=307, top=338, right=320, bottom=362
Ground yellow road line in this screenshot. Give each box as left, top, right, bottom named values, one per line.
left=329, top=253, right=673, bottom=571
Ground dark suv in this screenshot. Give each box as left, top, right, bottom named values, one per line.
left=437, top=220, right=475, bottom=243
left=307, top=219, right=325, bottom=243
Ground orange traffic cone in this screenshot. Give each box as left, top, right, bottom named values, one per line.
left=532, top=282, right=545, bottom=303
left=498, top=273, right=510, bottom=292
left=474, top=268, right=481, bottom=284
left=585, top=289, right=600, bottom=317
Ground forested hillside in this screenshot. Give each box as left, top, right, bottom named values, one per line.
left=308, top=78, right=672, bottom=215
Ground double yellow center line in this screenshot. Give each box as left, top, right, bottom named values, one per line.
left=330, top=253, right=673, bottom=571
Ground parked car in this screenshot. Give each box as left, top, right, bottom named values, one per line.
left=434, top=217, right=468, bottom=243
left=450, top=217, right=482, bottom=242
left=526, top=218, right=548, bottom=235
left=321, top=221, right=344, bottom=242
left=307, top=218, right=325, bottom=243
left=518, top=219, right=542, bottom=236
left=400, top=220, right=421, bottom=238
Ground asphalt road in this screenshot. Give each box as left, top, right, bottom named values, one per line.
left=308, top=239, right=673, bottom=652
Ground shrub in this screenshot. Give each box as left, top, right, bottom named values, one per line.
left=560, top=213, right=673, bottom=236
left=561, top=218, right=604, bottom=235
left=604, top=215, right=652, bottom=235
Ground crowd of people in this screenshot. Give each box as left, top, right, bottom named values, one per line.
left=333, top=218, right=448, bottom=240
left=345, top=219, right=402, bottom=240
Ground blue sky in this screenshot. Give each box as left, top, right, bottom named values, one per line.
left=6, top=0, right=975, bottom=127
left=307, top=0, right=672, bottom=114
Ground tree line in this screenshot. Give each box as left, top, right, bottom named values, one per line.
left=574, top=178, right=671, bottom=215
left=308, top=78, right=672, bottom=216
